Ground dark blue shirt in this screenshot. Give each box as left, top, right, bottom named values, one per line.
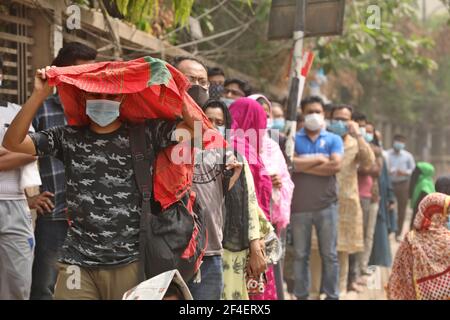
left=32, top=94, right=67, bottom=220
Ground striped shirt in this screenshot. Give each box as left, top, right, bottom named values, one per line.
left=32, top=94, right=67, bottom=220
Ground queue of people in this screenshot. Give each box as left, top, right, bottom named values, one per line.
left=0, top=42, right=448, bottom=301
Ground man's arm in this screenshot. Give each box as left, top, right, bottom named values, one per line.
left=406, top=153, right=416, bottom=176
left=3, top=67, right=53, bottom=154
left=303, top=153, right=342, bottom=176
left=293, top=155, right=327, bottom=173
left=355, top=135, right=375, bottom=171
left=0, top=147, right=37, bottom=171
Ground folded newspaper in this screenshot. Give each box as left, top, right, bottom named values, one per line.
left=122, top=269, right=193, bottom=300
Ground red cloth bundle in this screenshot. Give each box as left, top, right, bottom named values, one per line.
left=46, top=56, right=225, bottom=209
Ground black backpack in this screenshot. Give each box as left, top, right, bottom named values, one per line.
left=129, top=124, right=207, bottom=282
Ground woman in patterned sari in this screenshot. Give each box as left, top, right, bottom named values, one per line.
left=387, top=192, right=450, bottom=300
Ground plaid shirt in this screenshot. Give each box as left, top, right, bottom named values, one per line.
left=32, top=94, right=67, bottom=220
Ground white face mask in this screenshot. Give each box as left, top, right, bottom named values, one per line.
left=86, top=99, right=121, bottom=127
left=359, top=127, right=366, bottom=136
left=304, top=113, right=325, bottom=131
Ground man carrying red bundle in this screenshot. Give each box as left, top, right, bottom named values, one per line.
left=3, top=57, right=226, bottom=300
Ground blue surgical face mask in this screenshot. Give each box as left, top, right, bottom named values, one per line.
left=393, top=141, right=405, bottom=151
left=365, top=133, right=374, bottom=143
left=216, top=125, right=226, bottom=137
left=272, top=118, right=286, bottom=131
left=220, top=97, right=235, bottom=108
left=86, top=99, right=121, bottom=127
left=329, top=120, right=348, bottom=137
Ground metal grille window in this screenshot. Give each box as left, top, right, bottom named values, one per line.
left=0, top=2, right=33, bottom=105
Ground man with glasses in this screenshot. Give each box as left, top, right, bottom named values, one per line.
left=172, top=56, right=210, bottom=108
left=221, top=78, right=252, bottom=107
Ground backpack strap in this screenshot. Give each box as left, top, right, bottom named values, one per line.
left=129, top=122, right=154, bottom=281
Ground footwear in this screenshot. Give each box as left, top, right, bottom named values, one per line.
left=357, top=275, right=370, bottom=286
left=348, top=282, right=364, bottom=293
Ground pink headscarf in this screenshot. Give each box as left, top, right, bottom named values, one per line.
left=229, top=98, right=272, bottom=218
left=248, top=94, right=294, bottom=230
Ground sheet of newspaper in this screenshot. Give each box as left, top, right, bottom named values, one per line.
left=122, top=269, right=193, bottom=300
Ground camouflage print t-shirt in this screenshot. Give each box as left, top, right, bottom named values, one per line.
left=30, top=120, right=177, bottom=267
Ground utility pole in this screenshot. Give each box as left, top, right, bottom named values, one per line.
left=285, top=0, right=306, bottom=164
left=422, top=0, right=427, bottom=24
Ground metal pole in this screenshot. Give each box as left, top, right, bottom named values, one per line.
left=284, top=0, right=306, bottom=164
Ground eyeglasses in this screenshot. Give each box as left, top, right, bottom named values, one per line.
left=223, top=88, right=245, bottom=97
left=185, top=75, right=209, bottom=89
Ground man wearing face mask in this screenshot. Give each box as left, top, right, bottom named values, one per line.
left=291, top=96, right=344, bottom=300
left=30, top=42, right=97, bottom=300
left=221, top=78, right=252, bottom=108
left=207, top=67, right=225, bottom=100
left=172, top=56, right=210, bottom=108
left=325, top=104, right=375, bottom=297
left=3, top=58, right=203, bottom=300
left=387, top=134, right=415, bottom=241
left=172, top=53, right=246, bottom=300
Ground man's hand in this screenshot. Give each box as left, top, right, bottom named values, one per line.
left=388, top=201, right=396, bottom=211
left=396, top=170, right=409, bottom=176
left=247, top=240, right=267, bottom=277
left=225, top=153, right=242, bottom=172
left=270, top=174, right=282, bottom=189
left=34, top=66, right=55, bottom=100
left=28, top=191, right=55, bottom=215
left=347, top=120, right=360, bottom=137
left=225, top=152, right=243, bottom=190
left=317, top=154, right=330, bottom=165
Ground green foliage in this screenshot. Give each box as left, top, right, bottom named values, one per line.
left=111, top=0, right=193, bottom=31
left=312, top=0, right=437, bottom=77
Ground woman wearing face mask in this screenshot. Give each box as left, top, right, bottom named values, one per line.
left=248, top=94, right=294, bottom=299
left=248, top=95, right=288, bottom=160
left=229, top=98, right=279, bottom=300
left=202, top=100, right=268, bottom=300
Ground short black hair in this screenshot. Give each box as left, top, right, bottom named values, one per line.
left=300, top=96, right=324, bottom=111
left=224, top=78, right=252, bottom=96
left=352, top=111, right=367, bottom=122
left=324, top=103, right=334, bottom=113
left=172, top=55, right=208, bottom=72
left=330, top=104, right=354, bottom=118
left=208, top=66, right=225, bottom=78
left=51, top=42, right=97, bottom=67
left=0, top=54, right=3, bottom=72
left=393, top=134, right=406, bottom=141
left=435, top=175, right=450, bottom=195
left=203, top=99, right=233, bottom=131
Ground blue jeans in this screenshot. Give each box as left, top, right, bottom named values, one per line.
left=188, top=255, right=223, bottom=300
left=291, top=203, right=339, bottom=300
left=30, top=218, right=68, bottom=300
